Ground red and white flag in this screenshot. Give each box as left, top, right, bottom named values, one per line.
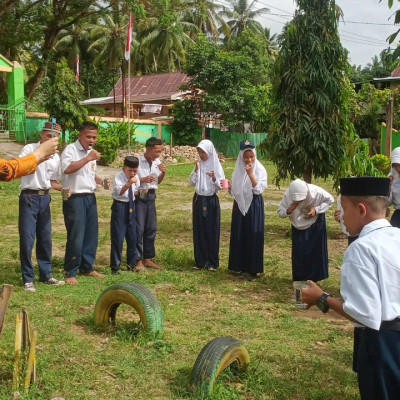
left=125, top=13, right=133, bottom=61
left=76, top=55, right=80, bottom=82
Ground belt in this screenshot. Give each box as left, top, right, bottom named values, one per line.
left=21, top=189, right=49, bottom=196
left=147, top=189, right=155, bottom=194
left=70, top=193, right=95, bottom=197
left=380, top=318, right=400, bottom=331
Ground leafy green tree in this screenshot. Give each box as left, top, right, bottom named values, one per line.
left=266, top=0, right=351, bottom=184
left=348, top=49, right=395, bottom=83
left=169, top=99, right=201, bottom=145
left=351, top=83, right=391, bottom=139
left=45, top=58, right=87, bottom=143
left=184, top=33, right=271, bottom=131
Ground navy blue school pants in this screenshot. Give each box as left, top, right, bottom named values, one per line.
left=192, top=193, right=220, bottom=269
left=110, top=200, right=137, bottom=271
left=19, top=191, right=52, bottom=283
left=390, top=209, right=400, bottom=228
left=63, top=193, right=98, bottom=277
left=357, top=327, right=400, bottom=400
left=135, top=190, right=157, bottom=260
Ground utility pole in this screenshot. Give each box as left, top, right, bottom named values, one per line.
left=385, top=97, right=394, bottom=156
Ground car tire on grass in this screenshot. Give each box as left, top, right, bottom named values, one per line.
left=189, top=336, right=250, bottom=397
left=94, top=282, right=164, bottom=339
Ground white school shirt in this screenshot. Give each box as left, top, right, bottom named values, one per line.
left=137, top=155, right=162, bottom=190
left=277, top=184, right=333, bottom=230
left=19, top=142, right=60, bottom=190
left=340, top=219, right=400, bottom=330
left=61, top=140, right=97, bottom=194
left=112, top=171, right=141, bottom=202
left=189, top=169, right=222, bottom=196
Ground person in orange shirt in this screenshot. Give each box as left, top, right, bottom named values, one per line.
left=0, top=137, right=59, bottom=181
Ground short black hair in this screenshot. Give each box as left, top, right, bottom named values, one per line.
left=145, top=137, right=162, bottom=148
left=79, top=121, right=98, bottom=132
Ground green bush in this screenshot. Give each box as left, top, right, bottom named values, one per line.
left=371, top=154, right=391, bottom=176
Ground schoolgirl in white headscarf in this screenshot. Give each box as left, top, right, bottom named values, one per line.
left=189, top=139, right=225, bottom=270
left=389, top=146, right=400, bottom=227
left=228, top=140, right=267, bottom=280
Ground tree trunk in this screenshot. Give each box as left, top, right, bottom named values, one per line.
left=303, top=168, right=312, bottom=184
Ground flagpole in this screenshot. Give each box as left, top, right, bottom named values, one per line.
left=128, top=52, right=131, bottom=151
left=124, top=12, right=133, bottom=151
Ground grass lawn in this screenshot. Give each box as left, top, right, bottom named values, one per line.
left=0, top=159, right=360, bottom=399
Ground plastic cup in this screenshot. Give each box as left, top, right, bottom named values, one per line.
left=221, top=179, right=229, bottom=189
left=61, top=188, right=70, bottom=201
left=103, top=178, right=111, bottom=190
left=293, top=281, right=310, bottom=309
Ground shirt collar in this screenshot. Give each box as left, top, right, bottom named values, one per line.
left=359, top=218, right=391, bottom=238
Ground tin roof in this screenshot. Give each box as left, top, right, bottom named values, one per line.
left=108, top=71, right=190, bottom=102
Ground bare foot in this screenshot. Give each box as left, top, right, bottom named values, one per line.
left=66, top=277, right=78, bottom=285
left=135, top=260, right=146, bottom=272
left=81, top=270, right=105, bottom=278
left=144, top=259, right=161, bottom=269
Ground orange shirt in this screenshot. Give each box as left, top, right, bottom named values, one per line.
left=0, top=154, right=37, bottom=181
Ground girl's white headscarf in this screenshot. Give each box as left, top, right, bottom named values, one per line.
left=195, top=139, right=225, bottom=195
left=231, top=148, right=263, bottom=215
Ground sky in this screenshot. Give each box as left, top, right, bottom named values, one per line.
left=243, top=0, right=398, bottom=68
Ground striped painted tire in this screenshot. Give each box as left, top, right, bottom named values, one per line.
left=94, top=282, right=164, bottom=339
left=189, top=336, right=250, bottom=397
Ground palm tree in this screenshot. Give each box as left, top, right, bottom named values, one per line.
left=261, top=27, right=278, bottom=60
left=88, top=13, right=138, bottom=71
left=138, top=0, right=198, bottom=72
left=182, top=0, right=226, bottom=42
left=218, top=0, right=269, bottom=42
left=55, top=23, right=90, bottom=69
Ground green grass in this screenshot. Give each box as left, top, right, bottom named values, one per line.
left=0, top=160, right=360, bottom=399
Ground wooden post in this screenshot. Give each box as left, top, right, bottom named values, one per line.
left=170, top=131, right=173, bottom=158
left=13, top=313, right=22, bottom=390
left=385, top=98, right=394, bottom=156
left=157, top=122, right=162, bottom=139
left=24, top=329, right=37, bottom=393
left=0, top=284, right=13, bottom=338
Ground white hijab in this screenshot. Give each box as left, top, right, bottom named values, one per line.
left=231, top=148, right=264, bottom=215
left=195, top=139, right=225, bottom=196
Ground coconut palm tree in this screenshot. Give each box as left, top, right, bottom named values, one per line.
left=182, top=0, right=226, bottom=42
left=219, top=0, right=269, bottom=42
left=88, top=13, right=138, bottom=71
left=138, top=0, right=198, bottom=72
left=55, top=23, right=90, bottom=69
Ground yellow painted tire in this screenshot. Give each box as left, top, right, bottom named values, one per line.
left=94, top=282, right=164, bottom=339
left=189, top=337, right=250, bottom=397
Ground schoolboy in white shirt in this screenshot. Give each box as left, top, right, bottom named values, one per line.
left=302, top=176, right=400, bottom=400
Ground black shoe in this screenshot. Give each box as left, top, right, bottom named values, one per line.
left=246, top=274, right=257, bottom=281
left=111, top=269, right=120, bottom=275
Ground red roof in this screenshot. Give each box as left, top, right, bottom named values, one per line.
left=108, top=72, right=189, bottom=102
left=391, top=65, right=400, bottom=77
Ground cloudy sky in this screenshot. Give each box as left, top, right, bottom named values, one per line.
left=246, top=0, right=397, bottom=67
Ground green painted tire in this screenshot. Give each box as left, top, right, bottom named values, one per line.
left=94, top=282, right=164, bottom=339
left=189, top=336, right=250, bottom=397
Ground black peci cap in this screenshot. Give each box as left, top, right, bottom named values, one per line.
left=239, top=139, right=255, bottom=150
left=124, top=156, right=139, bottom=168
left=340, top=177, right=390, bottom=197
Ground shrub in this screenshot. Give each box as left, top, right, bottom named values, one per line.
left=371, top=154, right=391, bottom=176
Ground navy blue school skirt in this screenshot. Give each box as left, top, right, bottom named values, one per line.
left=228, top=194, right=264, bottom=275
left=192, top=193, right=220, bottom=269
left=291, top=213, right=328, bottom=281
